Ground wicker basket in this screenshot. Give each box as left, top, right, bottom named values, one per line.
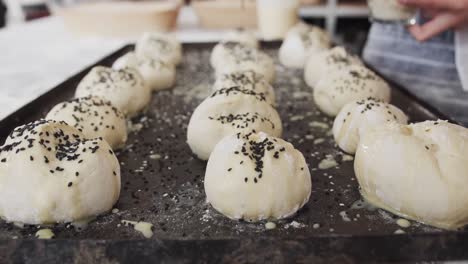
left=192, top=0, right=257, bottom=29
left=53, top=0, right=182, bottom=37
left=301, top=0, right=324, bottom=5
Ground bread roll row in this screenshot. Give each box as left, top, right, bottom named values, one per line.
left=0, top=32, right=181, bottom=227
left=187, top=30, right=312, bottom=223
left=281, top=22, right=468, bottom=230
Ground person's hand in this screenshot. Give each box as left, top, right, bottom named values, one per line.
left=399, top=0, right=468, bottom=41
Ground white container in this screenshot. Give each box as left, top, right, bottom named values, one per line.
left=368, top=0, right=417, bottom=25
left=256, top=0, right=299, bottom=41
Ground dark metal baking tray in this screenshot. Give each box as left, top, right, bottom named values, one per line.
left=0, top=42, right=467, bottom=263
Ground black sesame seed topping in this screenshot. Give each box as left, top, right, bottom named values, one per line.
left=236, top=133, right=286, bottom=183
left=209, top=112, right=275, bottom=130
left=210, top=87, right=267, bottom=102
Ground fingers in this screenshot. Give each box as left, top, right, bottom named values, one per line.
left=398, top=0, right=466, bottom=11
left=421, top=8, right=441, bottom=19
left=408, top=12, right=463, bottom=41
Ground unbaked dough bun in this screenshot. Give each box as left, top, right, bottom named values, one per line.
left=223, top=29, right=259, bottom=49
left=187, top=87, right=282, bottom=160
left=75, top=66, right=151, bottom=118
left=304, top=46, right=362, bottom=88
left=211, top=29, right=259, bottom=69
left=214, top=45, right=276, bottom=84
left=0, top=119, right=121, bottom=225
left=333, top=98, right=408, bottom=154
left=204, top=132, right=311, bottom=221
left=211, top=42, right=242, bottom=69
left=314, top=65, right=391, bottom=117
left=46, top=96, right=128, bottom=150
left=355, top=120, right=468, bottom=230
left=112, top=52, right=139, bottom=70
left=279, top=22, right=331, bottom=69
left=213, top=70, right=276, bottom=105
left=113, top=52, right=176, bottom=91
left=135, top=32, right=182, bottom=65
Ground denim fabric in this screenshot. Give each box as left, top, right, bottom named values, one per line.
left=363, top=23, right=468, bottom=125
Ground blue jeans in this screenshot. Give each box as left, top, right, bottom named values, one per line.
left=363, top=23, right=468, bottom=125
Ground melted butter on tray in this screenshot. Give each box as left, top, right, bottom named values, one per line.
left=122, top=220, right=154, bottom=238
left=265, top=222, right=276, bottom=230
left=149, top=154, right=162, bottom=160
left=309, top=121, right=330, bottom=129
left=318, top=155, right=338, bottom=170
left=35, top=228, right=54, bottom=239
left=314, top=138, right=325, bottom=145
left=397, top=218, right=411, bottom=228
left=342, top=154, right=354, bottom=162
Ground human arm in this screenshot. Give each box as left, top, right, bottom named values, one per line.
left=399, top=0, right=468, bottom=41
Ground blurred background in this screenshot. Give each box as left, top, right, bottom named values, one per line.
left=0, top=0, right=371, bottom=51
left=0, top=0, right=371, bottom=119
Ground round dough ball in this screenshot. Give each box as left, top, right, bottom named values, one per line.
left=355, top=121, right=468, bottom=230
left=211, top=30, right=259, bottom=69
left=279, top=22, right=331, bottom=69
left=314, top=65, right=391, bottom=117
left=0, top=119, right=121, bottom=225
left=135, top=32, right=182, bottom=65
left=210, top=42, right=249, bottom=69
left=223, top=29, right=259, bottom=49
left=205, top=132, right=311, bottom=221
left=113, top=52, right=139, bottom=70
left=304, top=46, right=362, bottom=88
left=46, top=96, right=128, bottom=150
left=187, top=87, right=283, bottom=160
left=138, top=56, right=176, bottom=91
left=213, top=70, right=276, bottom=105
left=113, top=52, right=176, bottom=91
left=214, top=45, right=276, bottom=84
left=333, top=98, right=408, bottom=154
left=75, top=66, right=151, bottom=118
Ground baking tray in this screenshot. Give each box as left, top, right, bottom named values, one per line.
left=0, top=42, right=467, bottom=263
